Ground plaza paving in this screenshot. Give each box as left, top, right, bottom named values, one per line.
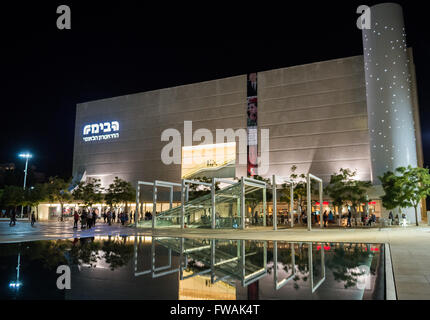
left=1, top=220, right=430, bottom=300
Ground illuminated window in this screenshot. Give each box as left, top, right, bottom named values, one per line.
left=181, top=142, right=236, bottom=179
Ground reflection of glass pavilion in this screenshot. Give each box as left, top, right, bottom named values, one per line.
left=134, top=237, right=326, bottom=293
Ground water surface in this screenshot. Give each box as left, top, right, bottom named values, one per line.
left=0, top=236, right=385, bottom=300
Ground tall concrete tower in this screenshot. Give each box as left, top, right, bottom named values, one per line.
left=362, top=3, right=419, bottom=222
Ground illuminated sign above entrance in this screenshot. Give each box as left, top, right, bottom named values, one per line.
left=82, top=121, right=120, bottom=142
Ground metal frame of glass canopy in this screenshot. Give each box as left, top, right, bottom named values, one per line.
left=135, top=173, right=323, bottom=231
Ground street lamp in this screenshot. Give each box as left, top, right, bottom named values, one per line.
left=18, top=152, right=32, bottom=218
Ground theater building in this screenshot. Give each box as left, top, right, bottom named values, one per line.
left=69, top=3, right=425, bottom=224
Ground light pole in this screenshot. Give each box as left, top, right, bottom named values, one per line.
left=19, top=153, right=32, bottom=218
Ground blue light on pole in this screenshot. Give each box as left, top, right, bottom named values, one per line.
left=9, top=282, right=22, bottom=288
left=9, top=253, right=22, bottom=290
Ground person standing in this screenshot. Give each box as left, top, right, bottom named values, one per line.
left=73, top=210, right=79, bottom=229
left=388, top=211, right=393, bottom=226
left=367, top=214, right=373, bottom=227
left=347, top=209, right=352, bottom=227
left=112, top=211, right=116, bottom=223
left=87, top=210, right=93, bottom=229
left=31, top=211, right=36, bottom=227
left=107, top=210, right=112, bottom=226
left=323, top=210, right=328, bottom=228
left=92, top=210, right=97, bottom=227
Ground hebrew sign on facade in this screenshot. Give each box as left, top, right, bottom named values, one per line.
left=82, top=121, right=120, bottom=142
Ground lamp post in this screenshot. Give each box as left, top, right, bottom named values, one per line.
left=19, top=153, right=32, bottom=218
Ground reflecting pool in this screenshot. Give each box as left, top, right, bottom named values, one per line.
left=0, top=236, right=385, bottom=300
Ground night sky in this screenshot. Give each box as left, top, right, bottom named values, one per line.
left=1, top=1, right=429, bottom=179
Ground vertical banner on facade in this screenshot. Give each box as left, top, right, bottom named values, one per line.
left=247, top=73, right=258, bottom=177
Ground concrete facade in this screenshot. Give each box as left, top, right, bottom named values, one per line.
left=73, top=75, right=248, bottom=188
left=73, top=51, right=420, bottom=189
left=258, top=55, right=371, bottom=182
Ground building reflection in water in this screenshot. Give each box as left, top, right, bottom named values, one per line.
left=0, top=236, right=384, bottom=300
left=133, top=236, right=383, bottom=300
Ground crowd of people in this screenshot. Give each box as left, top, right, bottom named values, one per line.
left=72, top=209, right=134, bottom=230
left=264, top=209, right=382, bottom=228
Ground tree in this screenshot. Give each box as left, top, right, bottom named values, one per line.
left=325, top=168, right=372, bottom=225
left=1, top=185, right=25, bottom=214
left=24, top=183, right=48, bottom=220
left=380, top=166, right=430, bottom=226
left=105, top=177, right=135, bottom=211
left=324, top=172, right=346, bottom=221
left=379, top=171, right=403, bottom=212
left=279, top=165, right=317, bottom=213
left=72, top=178, right=103, bottom=212
left=47, top=177, right=72, bottom=221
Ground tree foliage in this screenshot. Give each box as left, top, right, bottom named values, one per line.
left=24, top=183, right=48, bottom=218
left=278, top=165, right=317, bottom=210
left=325, top=168, right=372, bottom=218
left=380, top=165, right=430, bottom=226
left=47, top=176, right=72, bottom=219
left=72, top=178, right=103, bottom=208
left=0, top=185, right=24, bottom=209
left=105, top=177, right=135, bottom=209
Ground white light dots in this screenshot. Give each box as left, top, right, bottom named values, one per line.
left=362, top=4, right=418, bottom=179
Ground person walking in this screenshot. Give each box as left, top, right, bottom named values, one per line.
left=347, top=209, right=352, bottom=227
left=388, top=211, right=393, bottom=226
left=112, top=211, right=116, bottom=223
left=31, top=211, right=36, bottom=227
left=9, top=210, right=17, bottom=227
left=73, top=210, right=79, bottom=229
left=323, top=210, right=328, bottom=228
left=328, top=210, right=333, bottom=224
left=254, top=211, right=258, bottom=225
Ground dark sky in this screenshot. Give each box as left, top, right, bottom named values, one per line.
left=1, top=1, right=429, bottom=178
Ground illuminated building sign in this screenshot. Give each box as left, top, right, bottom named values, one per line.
left=82, top=121, right=120, bottom=142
